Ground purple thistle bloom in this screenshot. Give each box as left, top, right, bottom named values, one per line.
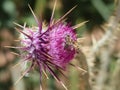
left=19, top=22, right=77, bottom=70
left=17, top=21, right=77, bottom=89
left=12, top=1, right=87, bottom=89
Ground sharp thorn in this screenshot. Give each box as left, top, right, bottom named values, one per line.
left=13, top=22, right=24, bottom=29
left=10, top=52, right=20, bottom=56
left=70, top=63, right=87, bottom=73
left=50, top=0, right=57, bottom=25
left=72, top=21, right=88, bottom=29
left=15, top=27, right=32, bottom=39
left=14, top=70, right=27, bottom=85
left=55, top=5, right=77, bottom=24
left=4, top=46, right=22, bottom=49
left=42, top=69, right=49, bottom=79
left=60, top=81, right=68, bottom=90
left=28, top=4, right=39, bottom=25
left=11, top=61, right=23, bottom=69
left=40, top=84, right=43, bottom=90
left=14, top=39, right=21, bottom=42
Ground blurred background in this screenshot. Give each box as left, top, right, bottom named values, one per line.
left=1, top=0, right=120, bottom=90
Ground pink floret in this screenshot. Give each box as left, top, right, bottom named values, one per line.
left=49, top=23, right=77, bottom=68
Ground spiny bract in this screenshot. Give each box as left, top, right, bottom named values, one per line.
left=12, top=1, right=84, bottom=90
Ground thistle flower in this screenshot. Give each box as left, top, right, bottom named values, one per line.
left=6, top=0, right=87, bottom=90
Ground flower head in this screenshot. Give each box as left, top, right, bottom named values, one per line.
left=16, top=20, right=77, bottom=90
left=11, top=1, right=86, bottom=90
left=19, top=21, right=77, bottom=71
